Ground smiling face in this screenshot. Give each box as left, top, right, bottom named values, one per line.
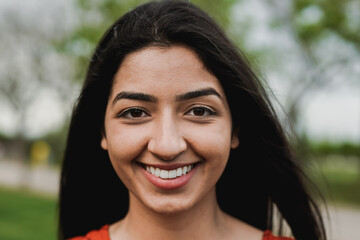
left=101, top=45, right=239, bottom=214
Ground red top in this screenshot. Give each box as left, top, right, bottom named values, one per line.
left=68, top=225, right=294, bottom=240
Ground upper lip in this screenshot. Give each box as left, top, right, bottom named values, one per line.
left=138, top=162, right=199, bottom=170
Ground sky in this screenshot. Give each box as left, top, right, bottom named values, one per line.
left=0, top=0, right=359, bottom=143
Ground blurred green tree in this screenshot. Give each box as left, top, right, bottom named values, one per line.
left=0, top=3, right=75, bottom=163
left=60, top=0, right=238, bottom=83
left=265, top=0, right=359, bottom=128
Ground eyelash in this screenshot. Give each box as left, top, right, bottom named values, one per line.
left=117, top=107, right=150, bottom=119
left=117, top=106, right=217, bottom=119
left=185, top=106, right=217, bottom=117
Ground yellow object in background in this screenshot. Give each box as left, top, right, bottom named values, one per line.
left=30, top=141, right=50, bottom=166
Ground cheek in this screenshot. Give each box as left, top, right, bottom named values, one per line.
left=105, top=124, right=150, bottom=182
left=188, top=127, right=231, bottom=192
left=106, top=124, right=149, bottom=159
left=187, top=123, right=232, bottom=168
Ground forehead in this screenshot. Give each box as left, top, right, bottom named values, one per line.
left=111, top=45, right=225, bottom=96
left=121, top=45, right=204, bottom=70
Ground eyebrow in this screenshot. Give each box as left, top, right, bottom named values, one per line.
left=111, top=87, right=223, bottom=107
left=112, top=92, right=157, bottom=107
left=175, top=88, right=223, bottom=101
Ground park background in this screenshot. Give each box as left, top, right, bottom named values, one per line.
left=0, top=0, right=359, bottom=239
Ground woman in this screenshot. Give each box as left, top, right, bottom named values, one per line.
left=58, top=1, right=327, bottom=240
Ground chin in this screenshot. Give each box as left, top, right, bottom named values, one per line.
left=144, top=197, right=197, bottom=215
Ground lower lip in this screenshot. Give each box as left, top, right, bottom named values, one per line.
left=141, top=165, right=198, bottom=190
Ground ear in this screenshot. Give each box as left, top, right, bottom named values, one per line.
left=100, top=130, right=108, bottom=150
left=230, top=128, right=239, bottom=149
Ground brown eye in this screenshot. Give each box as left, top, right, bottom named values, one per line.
left=186, top=107, right=216, bottom=117
left=129, top=109, right=143, bottom=118
left=118, top=108, right=150, bottom=119
left=193, top=107, right=206, bottom=116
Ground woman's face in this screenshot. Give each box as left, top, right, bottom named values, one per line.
left=101, top=45, right=239, bottom=214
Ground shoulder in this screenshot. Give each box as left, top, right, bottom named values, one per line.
left=67, top=225, right=110, bottom=240
left=263, top=230, right=295, bottom=240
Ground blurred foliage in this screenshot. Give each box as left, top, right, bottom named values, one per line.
left=0, top=1, right=77, bottom=164
left=0, top=187, right=56, bottom=240
left=0, top=132, right=11, bottom=142
left=309, top=154, right=360, bottom=206
left=310, top=141, right=360, bottom=157
left=294, top=133, right=360, bottom=161
left=60, top=0, right=238, bottom=83
left=293, top=0, right=360, bottom=49
left=323, top=178, right=360, bottom=205
left=263, top=0, right=360, bottom=129
left=311, top=163, right=360, bottom=206
left=72, top=0, right=237, bottom=44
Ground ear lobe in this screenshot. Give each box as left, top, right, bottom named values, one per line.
left=101, top=134, right=108, bottom=150
left=231, top=129, right=239, bottom=149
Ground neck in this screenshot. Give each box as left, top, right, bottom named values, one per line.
left=114, top=188, right=227, bottom=240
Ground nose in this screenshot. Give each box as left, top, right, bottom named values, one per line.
left=147, top=113, right=187, bottom=161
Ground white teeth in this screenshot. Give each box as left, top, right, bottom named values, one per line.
left=155, top=168, right=161, bottom=177
left=176, top=168, right=182, bottom=177
left=169, top=170, right=177, bottom=178
left=160, top=170, right=169, bottom=179
left=145, top=164, right=194, bottom=179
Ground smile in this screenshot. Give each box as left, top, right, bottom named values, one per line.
left=139, top=162, right=199, bottom=190
left=145, top=164, right=194, bottom=179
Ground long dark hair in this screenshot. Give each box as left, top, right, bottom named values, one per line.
left=59, top=1, right=326, bottom=239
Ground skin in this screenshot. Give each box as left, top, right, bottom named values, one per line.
left=101, top=45, right=263, bottom=240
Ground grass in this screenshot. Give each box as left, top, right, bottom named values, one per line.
left=309, top=156, right=360, bottom=206
left=0, top=186, right=57, bottom=240
left=316, top=172, right=360, bottom=206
